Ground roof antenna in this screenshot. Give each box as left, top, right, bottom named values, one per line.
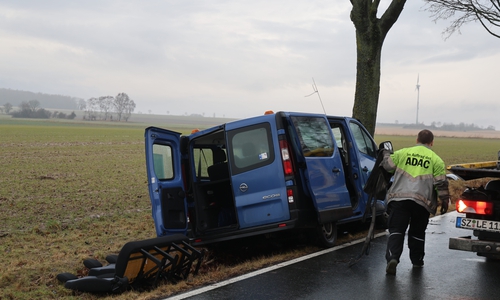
left=305, top=77, right=326, bottom=114
left=415, top=74, right=420, bottom=125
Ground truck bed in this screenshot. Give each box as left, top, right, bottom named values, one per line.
left=447, top=161, right=500, bottom=180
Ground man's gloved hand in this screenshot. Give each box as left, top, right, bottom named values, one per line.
left=381, top=149, right=391, bottom=157
left=440, top=197, right=450, bottom=214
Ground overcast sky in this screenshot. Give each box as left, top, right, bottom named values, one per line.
left=1, top=1, right=499, bottom=128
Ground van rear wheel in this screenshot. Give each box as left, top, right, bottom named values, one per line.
left=315, top=222, right=338, bottom=248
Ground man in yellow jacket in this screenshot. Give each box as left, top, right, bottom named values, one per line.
left=381, top=129, right=450, bottom=275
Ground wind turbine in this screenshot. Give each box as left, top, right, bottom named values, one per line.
left=415, top=74, right=420, bottom=125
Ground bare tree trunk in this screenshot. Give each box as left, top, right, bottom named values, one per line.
left=352, top=29, right=383, bottom=136
left=350, top=0, right=407, bottom=136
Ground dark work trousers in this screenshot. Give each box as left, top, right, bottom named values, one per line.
left=385, top=200, right=430, bottom=265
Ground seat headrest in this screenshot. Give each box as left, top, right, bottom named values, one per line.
left=213, top=148, right=226, bottom=164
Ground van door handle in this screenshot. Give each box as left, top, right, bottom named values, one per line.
left=332, top=167, right=340, bottom=173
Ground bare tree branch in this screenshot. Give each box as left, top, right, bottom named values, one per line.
left=424, top=0, right=500, bottom=39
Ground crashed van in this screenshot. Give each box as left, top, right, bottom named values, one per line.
left=145, top=111, right=386, bottom=247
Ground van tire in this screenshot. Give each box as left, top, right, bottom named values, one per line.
left=315, top=222, right=338, bottom=248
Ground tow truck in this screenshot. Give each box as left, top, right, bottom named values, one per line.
left=447, top=151, right=500, bottom=260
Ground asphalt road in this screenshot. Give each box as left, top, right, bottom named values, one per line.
left=166, top=211, right=500, bottom=300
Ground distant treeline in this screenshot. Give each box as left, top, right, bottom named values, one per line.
left=6, top=100, right=76, bottom=120
left=403, top=122, right=495, bottom=131
left=80, top=93, right=136, bottom=122
left=1, top=89, right=136, bottom=122
left=0, top=88, right=79, bottom=110
left=10, top=108, right=76, bottom=120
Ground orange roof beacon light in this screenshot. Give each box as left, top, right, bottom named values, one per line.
left=191, top=129, right=200, bottom=134
left=264, top=110, right=274, bottom=115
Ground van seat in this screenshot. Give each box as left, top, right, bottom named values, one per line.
left=208, top=148, right=229, bottom=181
left=57, top=235, right=204, bottom=293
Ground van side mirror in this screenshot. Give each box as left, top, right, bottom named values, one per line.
left=379, top=141, right=393, bottom=153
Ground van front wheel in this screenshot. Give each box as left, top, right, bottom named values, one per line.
left=315, top=222, right=338, bottom=248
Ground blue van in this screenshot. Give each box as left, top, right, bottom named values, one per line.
left=145, top=111, right=386, bottom=247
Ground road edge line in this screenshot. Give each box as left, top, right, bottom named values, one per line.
left=164, top=231, right=387, bottom=300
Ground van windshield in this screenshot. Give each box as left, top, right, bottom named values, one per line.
left=349, top=122, right=376, bottom=158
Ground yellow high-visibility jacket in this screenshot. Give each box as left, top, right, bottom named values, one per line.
left=381, top=144, right=450, bottom=214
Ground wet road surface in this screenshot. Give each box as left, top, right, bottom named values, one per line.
left=167, top=211, right=500, bottom=300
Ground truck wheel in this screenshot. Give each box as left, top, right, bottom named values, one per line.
left=315, top=222, right=338, bottom=248
left=479, top=253, right=500, bottom=260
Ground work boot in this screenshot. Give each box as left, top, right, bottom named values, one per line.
left=412, top=261, right=424, bottom=268
left=386, top=259, right=398, bottom=275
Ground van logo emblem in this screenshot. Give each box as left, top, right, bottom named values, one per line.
left=239, top=183, right=248, bottom=192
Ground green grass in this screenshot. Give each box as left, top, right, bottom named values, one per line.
left=0, top=123, right=154, bottom=299
left=0, top=119, right=499, bottom=299
left=375, top=135, right=500, bottom=165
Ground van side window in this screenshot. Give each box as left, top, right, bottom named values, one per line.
left=291, top=116, right=334, bottom=157
left=152, top=144, right=174, bottom=180
left=330, top=126, right=344, bottom=149
left=331, top=125, right=349, bottom=165
left=228, top=123, right=274, bottom=175
left=349, top=122, right=376, bottom=158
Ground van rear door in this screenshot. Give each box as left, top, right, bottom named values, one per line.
left=288, top=114, right=353, bottom=223
left=225, top=118, right=290, bottom=229
left=145, top=127, right=187, bottom=237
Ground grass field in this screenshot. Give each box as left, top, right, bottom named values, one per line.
left=375, top=134, right=500, bottom=165
left=0, top=116, right=499, bottom=299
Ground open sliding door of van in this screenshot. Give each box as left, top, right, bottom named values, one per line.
left=145, top=127, right=187, bottom=237
left=329, top=118, right=379, bottom=218
left=288, top=115, right=353, bottom=224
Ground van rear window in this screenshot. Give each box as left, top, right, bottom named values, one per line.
left=228, top=123, right=274, bottom=175
left=152, top=144, right=174, bottom=180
